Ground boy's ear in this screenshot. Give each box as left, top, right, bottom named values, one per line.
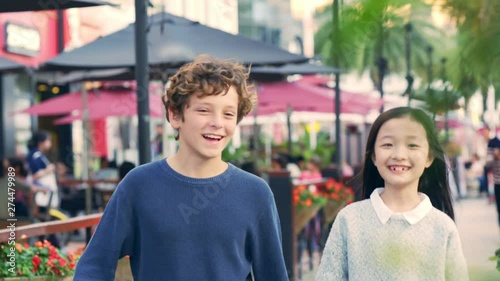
left=167, top=107, right=181, bottom=129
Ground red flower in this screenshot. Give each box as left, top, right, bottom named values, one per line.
left=32, top=255, right=41, bottom=273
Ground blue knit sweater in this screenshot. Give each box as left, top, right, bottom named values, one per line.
left=74, top=160, right=288, bottom=281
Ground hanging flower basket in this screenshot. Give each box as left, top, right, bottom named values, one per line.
left=292, top=184, right=326, bottom=235
left=294, top=205, right=321, bottom=235
left=323, top=200, right=346, bottom=224
left=317, top=179, right=355, bottom=224
left=293, top=185, right=326, bottom=235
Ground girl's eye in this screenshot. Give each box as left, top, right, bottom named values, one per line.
left=197, top=109, right=209, bottom=112
left=408, top=144, right=419, bottom=148
left=381, top=143, right=392, bottom=147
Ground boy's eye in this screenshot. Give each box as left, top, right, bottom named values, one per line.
left=225, top=112, right=235, bottom=117
left=408, top=144, right=419, bottom=148
left=197, top=109, right=209, bottom=112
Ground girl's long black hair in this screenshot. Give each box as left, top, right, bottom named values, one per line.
left=360, top=107, right=455, bottom=220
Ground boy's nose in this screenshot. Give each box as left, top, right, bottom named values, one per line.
left=209, top=114, right=223, bottom=128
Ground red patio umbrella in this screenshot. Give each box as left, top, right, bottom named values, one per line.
left=256, top=79, right=382, bottom=115
left=435, top=119, right=466, bottom=130
left=18, top=89, right=164, bottom=122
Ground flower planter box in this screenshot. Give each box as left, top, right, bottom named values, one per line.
left=294, top=205, right=321, bottom=235
left=323, top=200, right=346, bottom=224
left=0, top=277, right=72, bottom=281
left=1, top=258, right=131, bottom=281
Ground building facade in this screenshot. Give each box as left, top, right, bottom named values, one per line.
left=0, top=0, right=240, bottom=171
left=238, top=0, right=304, bottom=54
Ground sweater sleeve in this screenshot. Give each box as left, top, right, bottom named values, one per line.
left=315, top=210, right=348, bottom=281
left=250, top=192, right=289, bottom=281
left=73, top=182, right=135, bottom=281
left=445, top=227, right=469, bottom=281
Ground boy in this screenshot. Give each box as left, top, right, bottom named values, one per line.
left=74, top=55, right=288, bottom=280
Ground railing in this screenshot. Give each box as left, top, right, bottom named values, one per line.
left=0, top=213, right=102, bottom=243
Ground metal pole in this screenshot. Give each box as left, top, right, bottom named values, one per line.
left=287, top=104, right=292, bottom=155
left=376, top=20, right=386, bottom=113
left=333, top=0, right=342, bottom=178
left=404, top=23, right=413, bottom=106
left=81, top=84, right=91, bottom=215
left=57, top=10, right=65, bottom=53
left=441, top=57, right=449, bottom=143
left=376, top=57, right=387, bottom=113
left=28, top=69, right=38, bottom=131
left=426, top=46, right=433, bottom=91
left=135, top=0, right=151, bottom=164
left=426, top=46, right=436, bottom=121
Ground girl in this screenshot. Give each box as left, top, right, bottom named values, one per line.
left=316, top=107, right=468, bottom=281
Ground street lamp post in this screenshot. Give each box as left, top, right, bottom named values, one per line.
left=441, top=57, right=449, bottom=143
left=404, top=23, right=414, bottom=106
left=426, top=46, right=433, bottom=90
left=333, top=0, right=342, bottom=179
left=135, top=0, right=151, bottom=165
left=426, top=46, right=436, bottom=120
left=376, top=57, right=387, bottom=113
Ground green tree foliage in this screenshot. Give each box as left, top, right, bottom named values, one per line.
left=315, top=0, right=439, bottom=86
left=439, top=0, right=500, bottom=111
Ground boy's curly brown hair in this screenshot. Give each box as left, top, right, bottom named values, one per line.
left=163, top=55, right=256, bottom=125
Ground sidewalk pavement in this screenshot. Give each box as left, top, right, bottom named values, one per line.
left=302, top=197, right=500, bottom=281
left=455, top=197, right=499, bottom=281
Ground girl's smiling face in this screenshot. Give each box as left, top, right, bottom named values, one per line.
left=371, top=116, right=434, bottom=191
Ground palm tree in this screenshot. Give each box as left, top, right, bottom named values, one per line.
left=440, top=0, right=500, bottom=117
left=314, top=0, right=439, bottom=97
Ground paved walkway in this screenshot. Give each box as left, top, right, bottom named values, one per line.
left=301, top=197, right=500, bottom=281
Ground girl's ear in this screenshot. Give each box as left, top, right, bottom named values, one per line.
left=371, top=152, right=376, bottom=165
left=425, top=154, right=434, bottom=168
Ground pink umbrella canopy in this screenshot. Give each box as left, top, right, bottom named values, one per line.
left=435, top=119, right=466, bottom=129
left=18, top=88, right=164, bottom=124
left=256, top=78, right=382, bottom=115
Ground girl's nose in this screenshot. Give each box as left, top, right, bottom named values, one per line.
left=391, top=146, right=407, bottom=160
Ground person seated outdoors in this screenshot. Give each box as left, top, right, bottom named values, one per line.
left=119, top=161, right=136, bottom=180
left=241, top=161, right=261, bottom=177
left=299, top=156, right=323, bottom=183
left=56, top=161, right=88, bottom=218
left=0, top=157, right=47, bottom=220
left=285, top=154, right=302, bottom=180
left=94, top=157, right=119, bottom=191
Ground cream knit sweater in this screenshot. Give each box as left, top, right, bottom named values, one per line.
left=316, top=197, right=469, bottom=281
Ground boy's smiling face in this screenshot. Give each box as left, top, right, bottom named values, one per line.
left=169, top=86, right=239, bottom=161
